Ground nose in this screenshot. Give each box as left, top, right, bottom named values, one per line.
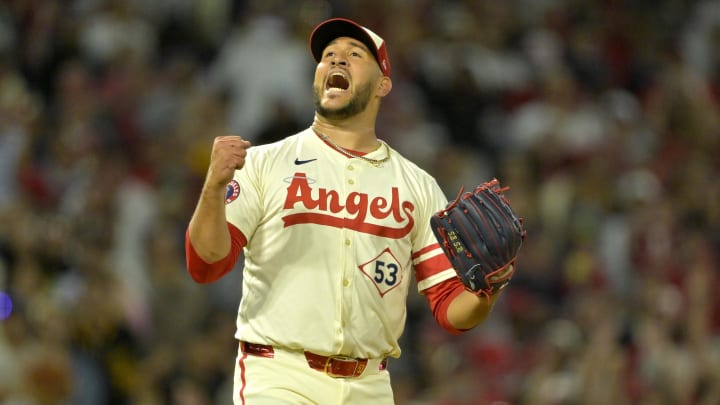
left=330, top=56, right=348, bottom=67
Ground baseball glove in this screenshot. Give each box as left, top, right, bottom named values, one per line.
left=431, top=179, right=526, bottom=298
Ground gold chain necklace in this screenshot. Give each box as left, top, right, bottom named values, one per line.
left=315, top=131, right=390, bottom=168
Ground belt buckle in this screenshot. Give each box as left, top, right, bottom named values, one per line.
left=324, top=355, right=361, bottom=378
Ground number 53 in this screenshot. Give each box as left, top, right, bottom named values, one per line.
left=374, top=261, right=398, bottom=286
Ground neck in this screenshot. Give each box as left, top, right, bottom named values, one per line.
left=311, top=118, right=378, bottom=152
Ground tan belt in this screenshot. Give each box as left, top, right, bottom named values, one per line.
left=240, top=341, right=387, bottom=378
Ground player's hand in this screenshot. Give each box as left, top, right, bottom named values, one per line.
left=205, top=135, right=251, bottom=190
left=488, top=265, right=514, bottom=284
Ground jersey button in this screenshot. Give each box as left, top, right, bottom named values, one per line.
left=345, top=239, right=351, bottom=246
left=347, top=165, right=354, bottom=170
left=343, top=279, right=350, bottom=287
left=348, top=179, right=355, bottom=185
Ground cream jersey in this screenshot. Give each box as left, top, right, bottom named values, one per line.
left=226, top=127, right=456, bottom=359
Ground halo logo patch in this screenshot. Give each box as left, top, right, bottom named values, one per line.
left=225, top=180, right=241, bottom=204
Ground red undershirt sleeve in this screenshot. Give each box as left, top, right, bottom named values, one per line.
left=185, top=222, right=246, bottom=284
left=423, top=276, right=469, bottom=335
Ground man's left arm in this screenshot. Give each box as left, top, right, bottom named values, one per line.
left=422, top=275, right=505, bottom=334
left=446, top=289, right=503, bottom=330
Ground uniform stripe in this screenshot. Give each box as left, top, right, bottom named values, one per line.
left=412, top=243, right=440, bottom=260
left=238, top=352, right=248, bottom=404
left=414, top=251, right=453, bottom=283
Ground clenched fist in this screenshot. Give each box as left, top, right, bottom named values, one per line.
left=205, top=135, right=252, bottom=190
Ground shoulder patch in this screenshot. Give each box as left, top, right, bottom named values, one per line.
left=225, top=180, right=241, bottom=204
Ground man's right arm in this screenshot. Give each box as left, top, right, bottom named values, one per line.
left=185, top=136, right=251, bottom=283
left=188, top=183, right=232, bottom=263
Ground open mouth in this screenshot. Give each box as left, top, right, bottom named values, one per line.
left=325, top=72, right=350, bottom=91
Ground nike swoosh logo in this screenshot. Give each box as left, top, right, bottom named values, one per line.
left=294, top=158, right=317, bottom=165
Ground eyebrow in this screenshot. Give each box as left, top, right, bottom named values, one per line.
left=325, top=38, right=371, bottom=54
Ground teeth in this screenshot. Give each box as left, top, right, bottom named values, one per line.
left=326, top=72, right=349, bottom=90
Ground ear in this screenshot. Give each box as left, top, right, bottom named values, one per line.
left=377, top=76, right=392, bottom=97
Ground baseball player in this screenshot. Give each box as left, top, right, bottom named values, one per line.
left=185, top=18, right=508, bottom=404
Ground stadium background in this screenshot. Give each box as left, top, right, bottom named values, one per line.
left=0, top=0, right=719, bottom=404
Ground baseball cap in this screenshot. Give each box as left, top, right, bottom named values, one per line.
left=309, top=18, right=391, bottom=77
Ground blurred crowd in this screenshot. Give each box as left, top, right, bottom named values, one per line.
left=0, top=0, right=719, bottom=404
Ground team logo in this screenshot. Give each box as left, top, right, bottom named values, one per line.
left=294, top=157, right=317, bottom=165
left=281, top=172, right=415, bottom=239
left=225, top=180, right=241, bottom=204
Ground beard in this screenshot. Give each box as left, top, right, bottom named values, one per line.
left=313, top=81, right=374, bottom=120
